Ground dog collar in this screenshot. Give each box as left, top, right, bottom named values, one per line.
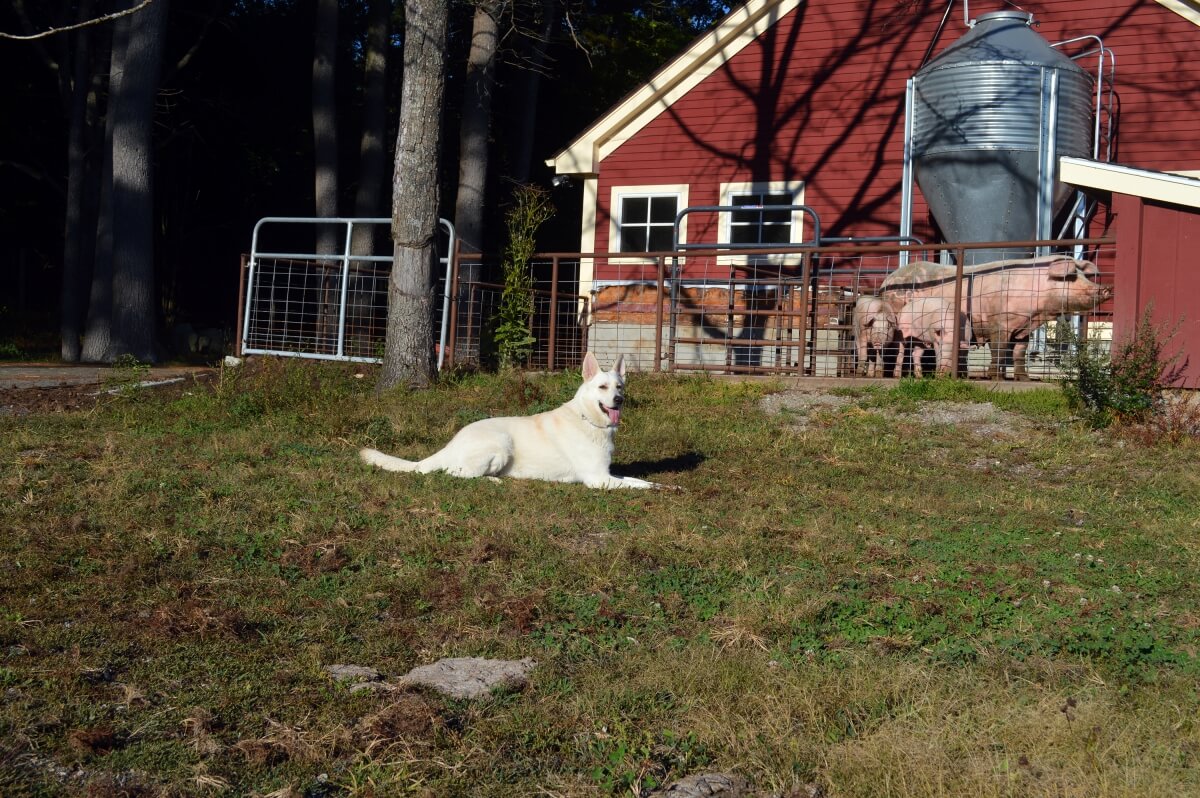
left=580, top=401, right=619, bottom=429
left=580, top=410, right=613, bottom=429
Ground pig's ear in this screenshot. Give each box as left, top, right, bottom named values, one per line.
left=1047, top=257, right=1075, bottom=279
left=1078, top=259, right=1100, bottom=277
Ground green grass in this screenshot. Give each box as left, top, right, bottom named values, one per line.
left=2, top=360, right=1198, bottom=796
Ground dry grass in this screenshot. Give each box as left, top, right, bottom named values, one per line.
left=1, top=359, right=1198, bottom=796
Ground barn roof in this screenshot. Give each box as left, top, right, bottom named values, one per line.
left=1154, top=0, right=1200, bottom=28
left=1061, top=157, right=1200, bottom=209
left=546, top=0, right=804, bottom=176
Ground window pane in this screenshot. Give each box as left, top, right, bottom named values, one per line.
left=725, top=189, right=799, bottom=245
left=761, top=225, right=792, bottom=244
left=621, top=226, right=648, bottom=252
left=730, top=226, right=759, bottom=245
left=649, top=196, right=678, bottom=224
left=648, top=226, right=675, bottom=252
left=622, top=196, right=648, bottom=223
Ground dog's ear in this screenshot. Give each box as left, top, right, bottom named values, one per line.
left=582, top=352, right=600, bottom=381
left=613, top=354, right=626, bottom=379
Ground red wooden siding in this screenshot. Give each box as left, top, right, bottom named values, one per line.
left=1112, top=192, right=1200, bottom=387
left=590, top=0, right=1200, bottom=277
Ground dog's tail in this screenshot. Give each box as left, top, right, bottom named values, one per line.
left=359, top=447, right=420, bottom=472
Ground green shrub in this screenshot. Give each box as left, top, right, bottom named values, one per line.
left=1060, top=307, right=1185, bottom=428
left=493, top=185, right=553, bottom=370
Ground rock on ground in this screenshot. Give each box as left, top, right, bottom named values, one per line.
left=650, top=773, right=754, bottom=797
left=399, top=657, right=536, bottom=700
left=324, top=664, right=383, bottom=683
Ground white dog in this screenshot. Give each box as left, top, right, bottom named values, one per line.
left=359, top=353, right=665, bottom=489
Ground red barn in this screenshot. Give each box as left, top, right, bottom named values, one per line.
left=1062, top=157, right=1200, bottom=386
left=547, top=0, right=1200, bottom=380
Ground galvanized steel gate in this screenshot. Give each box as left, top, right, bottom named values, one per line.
left=238, top=217, right=456, bottom=366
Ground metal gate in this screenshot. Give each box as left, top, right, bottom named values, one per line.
left=238, top=217, right=455, bottom=365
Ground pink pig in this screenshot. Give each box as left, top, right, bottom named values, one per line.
left=897, top=297, right=972, bottom=377
left=880, top=255, right=1111, bottom=380
left=852, top=296, right=900, bottom=377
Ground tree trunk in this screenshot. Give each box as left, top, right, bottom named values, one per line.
left=60, top=7, right=95, bottom=362
left=378, top=0, right=448, bottom=390
left=351, top=0, right=391, bottom=250
left=313, top=0, right=340, bottom=245
left=453, top=0, right=504, bottom=260
left=510, top=0, right=555, bottom=184
left=313, top=0, right=341, bottom=351
left=348, top=0, right=392, bottom=353
left=109, top=0, right=169, bottom=363
left=80, top=11, right=122, bottom=364
left=452, top=0, right=505, bottom=365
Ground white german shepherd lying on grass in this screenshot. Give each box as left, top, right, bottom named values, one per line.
left=359, top=353, right=665, bottom=489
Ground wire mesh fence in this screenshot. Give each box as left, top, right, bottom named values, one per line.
left=239, top=222, right=1115, bottom=380
left=584, top=240, right=1116, bottom=379
left=239, top=217, right=452, bottom=364
left=241, top=257, right=390, bottom=360
left=442, top=255, right=589, bottom=371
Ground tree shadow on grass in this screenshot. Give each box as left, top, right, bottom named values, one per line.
left=616, top=452, right=706, bottom=479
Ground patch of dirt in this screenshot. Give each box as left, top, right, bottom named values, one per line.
left=556, top=529, right=614, bottom=554
left=144, top=595, right=262, bottom=641
left=0, top=366, right=215, bottom=416
left=760, top=390, right=1036, bottom=440
left=355, top=693, right=441, bottom=745
left=759, top=391, right=853, bottom=415
left=0, top=384, right=103, bottom=415
left=758, top=391, right=854, bottom=431
left=889, top=401, right=1035, bottom=440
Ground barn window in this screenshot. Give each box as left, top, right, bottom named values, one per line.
left=617, top=194, right=679, bottom=252
left=729, top=192, right=795, bottom=244
left=719, top=181, right=806, bottom=249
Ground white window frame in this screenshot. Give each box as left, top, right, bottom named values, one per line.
left=718, top=180, right=806, bottom=264
left=608, top=184, right=689, bottom=264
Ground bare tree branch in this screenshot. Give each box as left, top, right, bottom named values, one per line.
left=561, top=8, right=592, bottom=68
left=0, top=0, right=157, bottom=41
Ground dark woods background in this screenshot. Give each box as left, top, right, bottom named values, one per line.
left=0, top=0, right=731, bottom=361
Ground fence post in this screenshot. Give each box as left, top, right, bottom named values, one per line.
left=797, top=252, right=812, bottom=375
left=336, top=221, right=354, bottom=358
left=774, top=268, right=785, bottom=370
left=548, top=256, right=559, bottom=370
left=952, top=246, right=966, bottom=377
left=446, top=240, right=461, bottom=369
left=667, top=253, right=680, bottom=373
left=235, top=254, right=248, bottom=357
left=654, top=256, right=665, bottom=372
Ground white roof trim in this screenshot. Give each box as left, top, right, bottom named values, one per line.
left=547, top=0, right=804, bottom=175
left=1060, top=157, right=1200, bottom=209
left=1154, top=0, right=1200, bottom=28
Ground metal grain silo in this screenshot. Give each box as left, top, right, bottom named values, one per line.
left=909, top=10, right=1094, bottom=264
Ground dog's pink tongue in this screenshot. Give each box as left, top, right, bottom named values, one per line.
left=607, top=406, right=621, bottom=426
